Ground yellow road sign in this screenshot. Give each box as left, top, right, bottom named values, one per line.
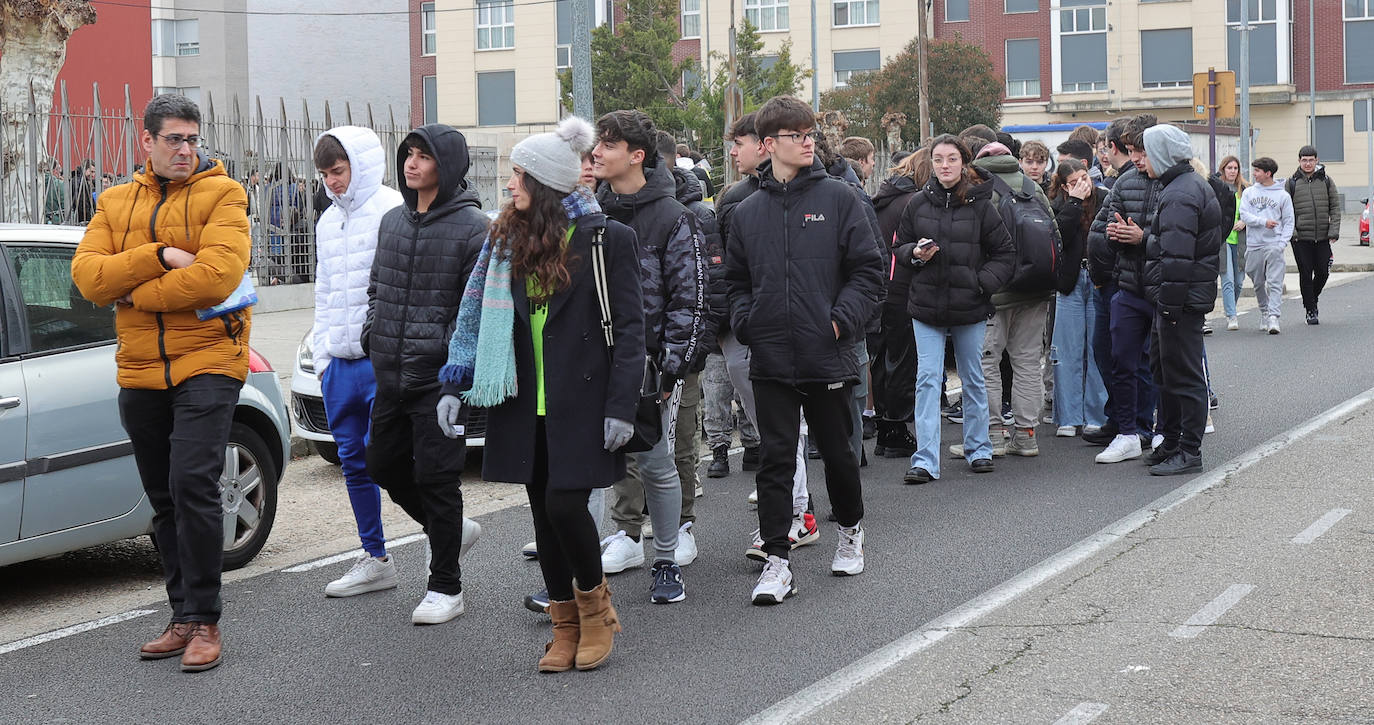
left=1193, top=69, right=1236, bottom=119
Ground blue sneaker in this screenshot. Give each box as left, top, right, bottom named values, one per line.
left=650, top=561, right=686, bottom=604
left=523, top=588, right=550, bottom=613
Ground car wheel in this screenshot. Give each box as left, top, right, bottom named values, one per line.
left=313, top=440, right=341, bottom=466
left=220, top=421, right=280, bottom=571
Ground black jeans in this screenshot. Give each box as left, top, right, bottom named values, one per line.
left=366, top=388, right=468, bottom=595
left=1291, top=239, right=1332, bottom=313
left=872, top=305, right=915, bottom=423
left=1151, top=312, right=1208, bottom=456
left=753, top=379, right=863, bottom=559
left=528, top=419, right=603, bottom=601
left=118, top=373, right=242, bottom=624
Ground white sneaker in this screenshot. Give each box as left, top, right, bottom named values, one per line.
left=674, top=522, right=698, bottom=566
left=325, top=553, right=398, bottom=597
left=460, top=518, right=482, bottom=564
left=1259, top=315, right=1271, bottom=332
left=1151, top=434, right=1164, bottom=450
left=411, top=590, right=464, bottom=624
left=1056, top=425, right=1077, bottom=437
left=751, top=555, right=797, bottom=605
left=1226, top=316, right=1239, bottom=331
left=1268, top=317, right=1281, bottom=335
left=831, top=524, right=864, bottom=576
left=694, top=483, right=704, bottom=498
left=643, top=521, right=654, bottom=539
left=520, top=540, right=538, bottom=559
left=1083, top=424, right=1102, bottom=435
left=747, top=488, right=758, bottom=505
left=1095, top=434, right=1142, bottom=464
left=1205, top=414, right=1215, bottom=434
left=600, top=530, right=645, bottom=574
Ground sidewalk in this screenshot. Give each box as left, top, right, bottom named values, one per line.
left=797, top=395, right=1374, bottom=723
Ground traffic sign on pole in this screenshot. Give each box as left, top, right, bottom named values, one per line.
left=1192, top=70, right=1236, bottom=120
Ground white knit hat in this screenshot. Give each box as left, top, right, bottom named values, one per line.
left=510, top=116, right=596, bottom=193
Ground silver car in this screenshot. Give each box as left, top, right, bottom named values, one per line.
left=0, top=224, right=290, bottom=571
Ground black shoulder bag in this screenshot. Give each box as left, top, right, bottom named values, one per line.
left=589, top=226, right=662, bottom=453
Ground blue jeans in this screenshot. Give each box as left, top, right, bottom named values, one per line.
left=1219, top=242, right=1246, bottom=318
left=912, top=320, right=991, bottom=478
left=321, top=357, right=386, bottom=558
left=1051, top=270, right=1107, bottom=428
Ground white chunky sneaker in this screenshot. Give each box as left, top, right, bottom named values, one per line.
left=411, top=590, right=464, bottom=624
left=1095, top=434, right=1142, bottom=464
left=747, top=488, right=758, bottom=505
left=520, top=540, right=538, bottom=559
left=751, top=555, right=797, bottom=605
left=460, top=518, right=482, bottom=564
left=674, top=522, right=698, bottom=566
left=1226, top=316, right=1239, bottom=331
left=600, top=530, right=645, bottom=574
left=325, top=553, right=399, bottom=597
left=1083, top=424, right=1103, bottom=435
left=831, top=524, right=865, bottom=576
left=1056, top=425, right=1077, bottom=437
left=1151, top=434, right=1164, bottom=450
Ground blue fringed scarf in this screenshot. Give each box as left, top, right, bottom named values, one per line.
left=438, top=186, right=601, bottom=407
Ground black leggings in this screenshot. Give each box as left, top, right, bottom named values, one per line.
left=1291, top=239, right=1332, bottom=313
left=528, top=418, right=604, bottom=601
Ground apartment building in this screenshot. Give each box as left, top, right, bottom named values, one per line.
left=941, top=0, right=1373, bottom=208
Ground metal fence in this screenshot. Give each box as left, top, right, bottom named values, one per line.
left=1, top=82, right=500, bottom=285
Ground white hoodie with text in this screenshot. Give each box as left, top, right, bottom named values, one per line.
left=1238, top=180, right=1294, bottom=250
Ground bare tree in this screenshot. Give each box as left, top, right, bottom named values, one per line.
left=1, top=0, right=96, bottom=222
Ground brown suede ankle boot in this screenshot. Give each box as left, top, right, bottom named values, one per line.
left=572, top=577, right=621, bottom=671
left=538, top=600, right=580, bottom=673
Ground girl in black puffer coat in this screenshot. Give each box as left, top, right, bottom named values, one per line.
left=891, top=135, right=1015, bottom=483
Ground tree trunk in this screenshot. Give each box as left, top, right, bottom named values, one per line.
left=0, top=0, right=96, bottom=223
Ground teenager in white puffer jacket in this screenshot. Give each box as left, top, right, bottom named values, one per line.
left=310, top=126, right=405, bottom=598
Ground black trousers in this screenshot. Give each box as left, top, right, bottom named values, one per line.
left=872, top=305, right=915, bottom=422
left=118, top=373, right=242, bottom=624
left=754, top=379, right=863, bottom=559
left=1151, top=312, right=1208, bottom=456
left=1291, top=239, right=1332, bottom=313
left=528, top=419, right=603, bottom=601
left=366, top=388, right=468, bottom=595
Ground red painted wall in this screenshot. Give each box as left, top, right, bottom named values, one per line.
left=410, top=0, right=436, bottom=128
left=54, top=0, right=153, bottom=113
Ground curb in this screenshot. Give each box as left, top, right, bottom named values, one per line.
left=1287, top=263, right=1374, bottom=273
left=289, top=434, right=313, bottom=459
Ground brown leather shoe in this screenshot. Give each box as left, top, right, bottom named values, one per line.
left=180, top=623, right=222, bottom=672
left=139, top=622, right=193, bottom=660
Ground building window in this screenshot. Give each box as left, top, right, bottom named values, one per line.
left=682, top=0, right=701, bottom=37
left=151, top=19, right=199, bottom=57
left=477, top=0, right=515, bottom=50
left=1346, top=0, right=1374, bottom=83
left=422, top=76, right=437, bottom=125
left=834, top=0, right=878, bottom=27
left=1140, top=28, right=1192, bottom=89
left=1226, top=0, right=1279, bottom=86
left=1006, top=0, right=1037, bottom=13
left=557, top=0, right=573, bottom=67
left=477, top=71, right=516, bottom=125
left=1056, top=0, right=1106, bottom=92
left=744, top=0, right=789, bottom=32
left=946, top=0, right=968, bottom=21
left=833, top=49, right=880, bottom=86
left=154, top=86, right=201, bottom=105
left=1005, top=38, right=1040, bottom=98
left=422, top=2, right=437, bottom=56
left=1313, top=115, right=1345, bottom=162
left=683, top=66, right=703, bottom=95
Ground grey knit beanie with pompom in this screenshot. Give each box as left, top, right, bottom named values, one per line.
left=510, top=116, right=595, bottom=194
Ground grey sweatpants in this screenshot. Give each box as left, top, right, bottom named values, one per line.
left=612, top=383, right=683, bottom=562
left=982, top=300, right=1051, bottom=430
left=1246, top=244, right=1285, bottom=320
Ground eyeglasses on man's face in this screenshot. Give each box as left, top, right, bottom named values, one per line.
left=773, top=130, right=822, bottom=145
left=156, top=133, right=202, bottom=150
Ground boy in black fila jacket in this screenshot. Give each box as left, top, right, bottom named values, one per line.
left=724, top=96, right=884, bottom=606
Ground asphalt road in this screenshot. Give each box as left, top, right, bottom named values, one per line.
left=3, top=275, right=1373, bottom=724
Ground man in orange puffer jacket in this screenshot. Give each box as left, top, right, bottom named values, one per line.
left=71, top=94, right=250, bottom=674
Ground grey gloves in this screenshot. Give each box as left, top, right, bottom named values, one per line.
left=437, top=395, right=464, bottom=439
left=603, top=417, right=633, bottom=451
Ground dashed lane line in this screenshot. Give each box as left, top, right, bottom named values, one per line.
left=1168, top=584, right=1256, bottom=639
left=1052, top=702, right=1110, bottom=725
left=0, top=610, right=158, bottom=656
left=1290, top=508, right=1353, bottom=545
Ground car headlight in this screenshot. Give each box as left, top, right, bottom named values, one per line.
left=298, top=334, right=315, bottom=374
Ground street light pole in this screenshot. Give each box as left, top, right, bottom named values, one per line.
left=1239, top=0, right=1251, bottom=172
left=810, top=0, right=819, bottom=110
left=1308, top=0, right=1315, bottom=145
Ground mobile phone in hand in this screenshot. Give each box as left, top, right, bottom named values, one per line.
left=917, top=238, right=935, bottom=249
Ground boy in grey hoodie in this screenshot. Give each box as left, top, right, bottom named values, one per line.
left=1238, top=157, right=1294, bottom=334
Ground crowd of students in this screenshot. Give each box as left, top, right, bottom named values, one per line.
left=81, top=91, right=1344, bottom=675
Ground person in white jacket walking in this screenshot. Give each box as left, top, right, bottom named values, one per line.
left=1238, top=157, right=1294, bottom=335
left=311, top=127, right=405, bottom=595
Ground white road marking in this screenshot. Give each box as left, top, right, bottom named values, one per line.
left=0, top=609, right=157, bottom=656
left=282, top=532, right=428, bottom=573
left=1290, top=508, right=1353, bottom=545
left=1053, top=702, right=1110, bottom=725
left=1169, top=584, right=1256, bottom=639
left=741, top=385, right=1374, bottom=725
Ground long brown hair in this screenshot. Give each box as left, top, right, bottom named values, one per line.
left=888, top=146, right=932, bottom=187
left=490, top=171, right=573, bottom=303
left=1049, top=159, right=1098, bottom=236
left=1215, top=155, right=1249, bottom=192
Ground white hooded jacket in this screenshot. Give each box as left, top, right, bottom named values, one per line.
left=311, top=126, right=403, bottom=373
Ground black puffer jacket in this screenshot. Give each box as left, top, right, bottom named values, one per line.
left=894, top=168, right=1016, bottom=327
left=1050, top=186, right=1107, bottom=294
left=1285, top=165, right=1341, bottom=241
left=597, top=160, right=708, bottom=381
left=713, top=176, right=760, bottom=337
left=725, top=159, right=883, bottom=385
left=873, top=174, right=920, bottom=313
left=1086, top=163, right=1159, bottom=297
left=365, top=124, right=488, bottom=399
left=1208, top=173, right=1238, bottom=230
left=1144, top=163, right=1222, bottom=317
left=672, top=166, right=725, bottom=361
left=827, top=162, right=886, bottom=331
